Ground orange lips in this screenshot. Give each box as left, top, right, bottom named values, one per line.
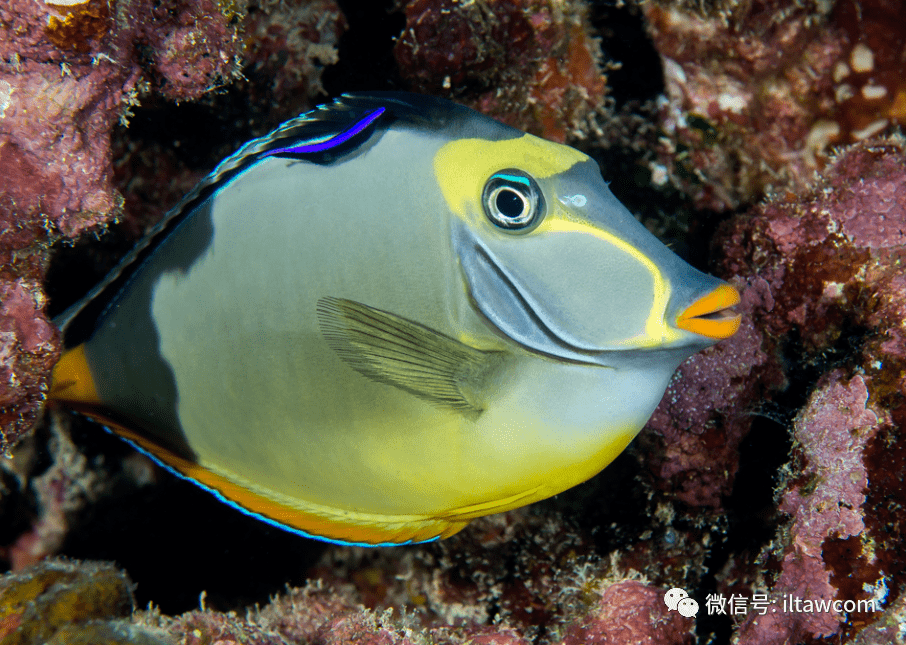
left=675, top=284, right=742, bottom=340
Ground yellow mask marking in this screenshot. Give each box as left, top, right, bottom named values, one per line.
left=534, top=217, right=682, bottom=347
left=433, top=134, right=588, bottom=220
left=434, top=134, right=681, bottom=348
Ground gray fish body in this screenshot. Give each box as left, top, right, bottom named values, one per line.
left=52, top=93, right=740, bottom=544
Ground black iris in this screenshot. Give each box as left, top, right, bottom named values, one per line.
left=496, top=189, right=525, bottom=219
left=481, top=169, right=545, bottom=232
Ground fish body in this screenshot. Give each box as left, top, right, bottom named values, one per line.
left=50, top=93, right=740, bottom=545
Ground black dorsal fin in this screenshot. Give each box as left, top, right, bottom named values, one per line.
left=54, top=92, right=509, bottom=347
left=55, top=93, right=436, bottom=346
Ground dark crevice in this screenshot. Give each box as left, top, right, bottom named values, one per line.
left=588, top=0, right=664, bottom=108
left=322, top=0, right=407, bottom=95
left=692, top=321, right=870, bottom=643
left=61, top=416, right=326, bottom=614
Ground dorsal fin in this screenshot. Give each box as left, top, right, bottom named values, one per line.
left=55, top=94, right=418, bottom=345
left=54, top=92, right=518, bottom=346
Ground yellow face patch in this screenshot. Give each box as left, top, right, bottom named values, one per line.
left=433, top=133, right=588, bottom=220
left=433, top=133, right=682, bottom=348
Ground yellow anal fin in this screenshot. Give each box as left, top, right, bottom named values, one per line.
left=49, top=345, right=100, bottom=404
left=440, top=487, right=544, bottom=521
left=317, top=297, right=507, bottom=414
left=81, top=412, right=468, bottom=546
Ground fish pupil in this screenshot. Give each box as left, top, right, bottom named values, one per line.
left=496, top=189, right=526, bottom=219
left=482, top=169, right=545, bottom=232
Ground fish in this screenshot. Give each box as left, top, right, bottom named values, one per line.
left=48, top=92, right=741, bottom=546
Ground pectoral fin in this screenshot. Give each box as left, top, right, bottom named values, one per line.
left=317, top=297, right=505, bottom=414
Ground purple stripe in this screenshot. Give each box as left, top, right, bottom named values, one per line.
left=263, top=107, right=386, bottom=157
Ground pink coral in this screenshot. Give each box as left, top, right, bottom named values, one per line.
left=559, top=580, right=693, bottom=645
left=736, top=373, right=884, bottom=645
left=642, top=0, right=906, bottom=211
left=139, top=566, right=693, bottom=645
left=0, top=277, right=59, bottom=454
left=707, top=137, right=906, bottom=642
left=717, top=138, right=906, bottom=351
left=394, top=0, right=609, bottom=142
left=643, top=277, right=785, bottom=507
left=0, top=0, right=243, bottom=237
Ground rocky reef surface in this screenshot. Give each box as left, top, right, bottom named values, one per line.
left=1, top=0, right=905, bottom=643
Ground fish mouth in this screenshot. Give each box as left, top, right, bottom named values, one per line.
left=675, top=284, right=741, bottom=340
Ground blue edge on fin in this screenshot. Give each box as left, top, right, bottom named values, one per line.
left=85, top=105, right=434, bottom=547
left=263, top=107, right=386, bottom=157
left=99, top=424, right=438, bottom=548
left=89, top=105, right=437, bottom=547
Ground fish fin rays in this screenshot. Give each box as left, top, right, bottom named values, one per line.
left=439, top=487, right=544, bottom=520
left=317, top=297, right=506, bottom=416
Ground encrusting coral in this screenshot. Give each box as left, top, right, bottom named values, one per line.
left=641, top=0, right=906, bottom=210
left=706, top=137, right=906, bottom=644
left=394, top=0, right=611, bottom=142
left=0, top=559, right=168, bottom=645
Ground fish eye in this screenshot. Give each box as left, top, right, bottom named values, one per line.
left=482, top=170, right=545, bottom=231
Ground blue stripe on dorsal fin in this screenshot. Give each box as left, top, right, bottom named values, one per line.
left=56, top=95, right=400, bottom=343
left=55, top=92, right=486, bottom=345
left=261, top=107, right=385, bottom=157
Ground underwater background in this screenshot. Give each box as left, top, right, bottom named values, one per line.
left=1, top=0, right=905, bottom=643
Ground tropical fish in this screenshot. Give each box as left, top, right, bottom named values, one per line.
left=49, top=92, right=741, bottom=546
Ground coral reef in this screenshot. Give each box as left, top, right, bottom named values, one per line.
left=394, top=0, right=610, bottom=142
left=2, top=0, right=905, bottom=643
left=243, top=0, right=347, bottom=124
left=1, top=514, right=695, bottom=644
left=153, top=574, right=691, bottom=645
left=642, top=0, right=906, bottom=210
left=0, top=275, right=58, bottom=455
left=717, top=137, right=906, bottom=360
left=642, top=280, right=785, bottom=508
left=0, top=413, right=111, bottom=571
left=0, top=0, right=243, bottom=238
left=557, top=580, right=692, bottom=645
left=0, top=0, right=345, bottom=452
left=0, top=558, right=168, bottom=645
left=707, top=137, right=906, bottom=643
left=736, top=372, right=885, bottom=644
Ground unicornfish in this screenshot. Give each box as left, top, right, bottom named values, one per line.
left=49, top=92, right=741, bottom=546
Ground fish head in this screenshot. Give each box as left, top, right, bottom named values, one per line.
left=434, top=128, right=741, bottom=365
